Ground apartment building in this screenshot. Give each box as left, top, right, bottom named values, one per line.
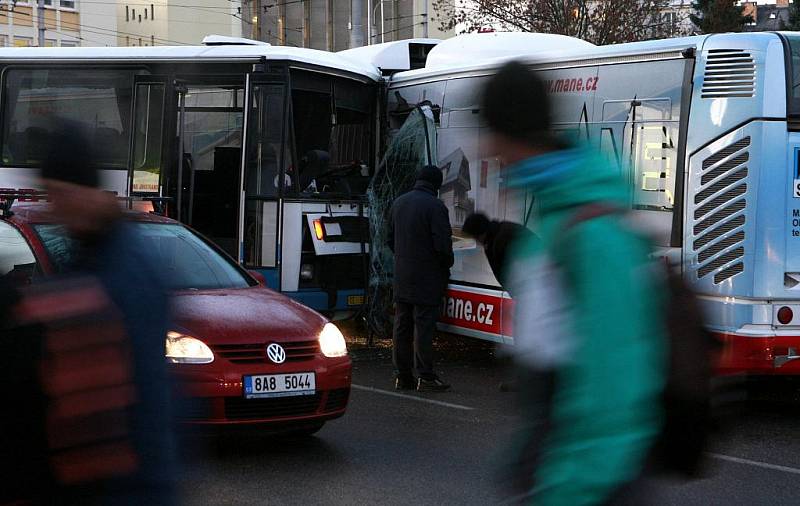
left=245, top=0, right=453, bottom=51
left=0, top=0, right=117, bottom=47
left=117, top=0, right=241, bottom=46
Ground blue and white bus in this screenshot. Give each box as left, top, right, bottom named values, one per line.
left=378, top=31, right=800, bottom=375
left=0, top=36, right=434, bottom=315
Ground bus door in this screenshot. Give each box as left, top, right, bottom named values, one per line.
left=241, top=74, right=287, bottom=288
left=174, top=78, right=246, bottom=258
left=129, top=76, right=170, bottom=201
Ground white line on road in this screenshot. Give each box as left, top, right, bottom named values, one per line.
left=708, top=453, right=800, bottom=475
left=351, top=384, right=475, bottom=411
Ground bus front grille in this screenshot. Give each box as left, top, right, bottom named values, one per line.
left=693, top=137, right=750, bottom=284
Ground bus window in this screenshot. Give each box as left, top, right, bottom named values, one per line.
left=244, top=84, right=286, bottom=268
left=330, top=79, right=372, bottom=171
left=441, top=77, right=488, bottom=128
left=290, top=71, right=376, bottom=196
left=784, top=34, right=800, bottom=117
left=628, top=99, right=677, bottom=211
left=131, top=82, right=165, bottom=194
left=180, top=85, right=244, bottom=257
left=2, top=68, right=139, bottom=168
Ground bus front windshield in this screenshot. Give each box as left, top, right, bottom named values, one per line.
left=288, top=72, right=374, bottom=198
left=783, top=34, right=800, bottom=117
left=35, top=222, right=252, bottom=291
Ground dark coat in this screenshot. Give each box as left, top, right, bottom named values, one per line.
left=483, top=220, right=538, bottom=291
left=388, top=181, right=454, bottom=306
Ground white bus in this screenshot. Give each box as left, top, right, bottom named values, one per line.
left=380, top=31, right=800, bottom=376
left=0, top=36, right=434, bottom=314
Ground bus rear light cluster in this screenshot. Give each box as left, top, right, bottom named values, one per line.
left=777, top=306, right=794, bottom=325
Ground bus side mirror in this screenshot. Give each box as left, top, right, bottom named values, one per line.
left=248, top=270, right=267, bottom=286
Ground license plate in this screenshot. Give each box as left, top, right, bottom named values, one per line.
left=243, top=373, right=316, bottom=399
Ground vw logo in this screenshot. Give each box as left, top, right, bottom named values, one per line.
left=266, top=343, right=286, bottom=364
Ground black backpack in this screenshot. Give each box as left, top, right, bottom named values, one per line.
left=563, top=204, right=718, bottom=477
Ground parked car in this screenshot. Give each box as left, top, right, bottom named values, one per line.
left=0, top=199, right=351, bottom=435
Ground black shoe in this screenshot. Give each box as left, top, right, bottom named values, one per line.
left=417, top=377, right=451, bottom=392
left=395, top=375, right=416, bottom=390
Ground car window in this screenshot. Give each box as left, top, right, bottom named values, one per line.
left=33, top=224, right=77, bottom=272
left=0, top=221, right=38, bottom=285
left=136, top=223, right=251, bottom=290
left=34, top=222, right=252, bottom=291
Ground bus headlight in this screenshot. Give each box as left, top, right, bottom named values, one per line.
left=166, top=331, right=214, bottom=364
left=318, top=323, right=347, bottom=358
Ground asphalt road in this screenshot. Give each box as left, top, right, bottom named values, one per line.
left=179, top=338, right=800, bottom=505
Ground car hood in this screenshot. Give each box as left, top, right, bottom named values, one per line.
left=170, top=286, right=327, bottom=345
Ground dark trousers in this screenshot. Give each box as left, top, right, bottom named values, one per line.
left=393, top=301, right=438, bottom=380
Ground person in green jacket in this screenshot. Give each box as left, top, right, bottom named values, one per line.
left=484, top=62, right=668, bottom=505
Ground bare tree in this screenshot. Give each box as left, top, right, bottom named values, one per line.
left=432, top=0, right=677, bottom=45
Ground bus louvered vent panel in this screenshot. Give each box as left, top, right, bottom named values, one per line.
left=702, top=50, right=755, bottom=98
left=693, top=137, right=750, bottom=284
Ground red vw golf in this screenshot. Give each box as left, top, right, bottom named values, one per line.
left=0, top=201, right=351, bottom=435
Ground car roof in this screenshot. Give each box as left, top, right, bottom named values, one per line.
left=6, top=201, right=177, bottom=226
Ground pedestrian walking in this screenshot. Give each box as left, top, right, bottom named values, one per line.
left=483, top=62, right=668, bottom=505
left=388, top=165, right=454, bottom=392
left=0, top=125, right=178, bottom=505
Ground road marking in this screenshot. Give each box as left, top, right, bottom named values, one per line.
left=351, top=384, right=475, bottom=411
left=708, top=453, right=800, bottom=475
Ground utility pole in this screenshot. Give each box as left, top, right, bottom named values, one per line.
left=350, top=0, right=364, bottom=48
left=37, top=0, right=45, bottom=47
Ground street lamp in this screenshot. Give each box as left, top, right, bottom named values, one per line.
left=370, top=0, right=392, bottom=44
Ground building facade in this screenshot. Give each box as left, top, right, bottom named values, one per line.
left=0, top=0, right=117, bottom=47
left=117, top=0, right=241, bottom=46
left=245, top=0, right=453, bottom=51
left=742, top=0, right=792, bottom=31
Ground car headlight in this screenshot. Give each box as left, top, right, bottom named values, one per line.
left=165, top=331, right=214, bottom=364
left=318, top=323, right=347, bottom=358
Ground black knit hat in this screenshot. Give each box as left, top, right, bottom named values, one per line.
left=462, top=213, right=490, bottom=239
left=417, top=164, right=443, bottom=191
left=482, top=60, right=552, bottom=144
left=40, top=124, right=99, bottom=188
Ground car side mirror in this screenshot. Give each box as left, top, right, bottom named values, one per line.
left=248, top=270, right=267, bottom=286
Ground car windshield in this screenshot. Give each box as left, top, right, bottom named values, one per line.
left=34, top=222, right=252, bottom=290
left=0, top=221, right=38, bottom=285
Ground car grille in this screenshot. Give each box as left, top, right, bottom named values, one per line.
left=324, top=388, right=350, bottom=412
left=224, top=394, right=323, bottom=420
left=211, top=340, right=319, bottom=364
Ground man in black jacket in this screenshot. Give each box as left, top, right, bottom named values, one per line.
left=388, top=165, right=454, bottom=392
left=462, top=212, right=538, bottom=293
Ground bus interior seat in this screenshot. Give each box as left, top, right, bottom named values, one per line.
left=329, top=124, right=368, bottom=166
left=328, top=125, right=371, bottom=195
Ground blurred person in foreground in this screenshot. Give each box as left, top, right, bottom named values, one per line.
left=388, top=165, right=454, bottom=392
left=483, top=62, right=667, bottom=505
left=0, top=127, right=177, bottom=505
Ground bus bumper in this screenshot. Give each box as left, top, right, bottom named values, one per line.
left=716, top=332, right=800, bottom=375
